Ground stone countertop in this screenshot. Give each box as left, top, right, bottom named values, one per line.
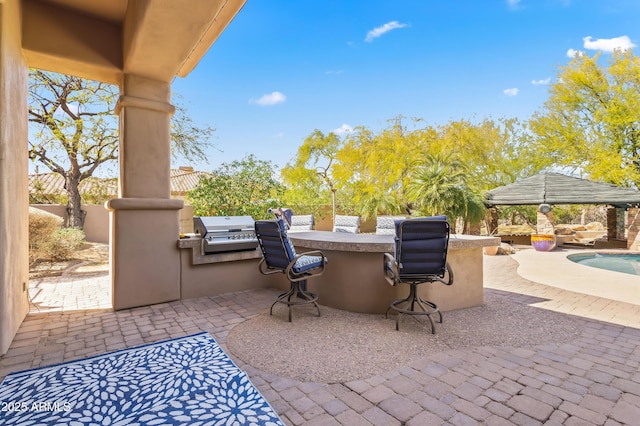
left=288, top=231, right=500, bottom=253
left=177, top=234, right=203, bottom=249
left=178, top=232, right=501, bottom=257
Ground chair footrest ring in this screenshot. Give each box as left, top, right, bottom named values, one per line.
left=274, top=290, right=319, bottom=306
left=385, top=293, right=443, bottom=334
left=388, top=298, right=439, bottom=316
left=270, top=281, right=321, bottom=322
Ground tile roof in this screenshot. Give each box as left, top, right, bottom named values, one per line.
left=29, top=169, right=211, bottom=197
left=170, top=169, right=211, bottom=194
left=29, top=173, right=118, bottom=196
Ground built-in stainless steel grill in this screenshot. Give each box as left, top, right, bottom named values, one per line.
left=193, top=216, right=259, bottom=254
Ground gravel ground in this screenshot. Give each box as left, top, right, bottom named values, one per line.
left=226, top=255, right=584, bottom=383
left=30, top=242, right=109, bottom=279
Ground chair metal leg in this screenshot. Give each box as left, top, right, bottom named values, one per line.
left=270, top=280, right=320, bottom=322
left=386, top=283, right=441, bottom=333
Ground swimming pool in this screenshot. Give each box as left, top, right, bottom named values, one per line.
left=568, top=253, right=640, bottom=276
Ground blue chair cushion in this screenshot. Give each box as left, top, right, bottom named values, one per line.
left=292, top=255, right=327, bottom=274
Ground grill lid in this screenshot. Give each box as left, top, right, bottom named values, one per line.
left=194, top=216, right=255, bottom=235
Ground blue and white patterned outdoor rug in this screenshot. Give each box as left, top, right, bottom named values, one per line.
left=0, top=332, right=284, bottom=425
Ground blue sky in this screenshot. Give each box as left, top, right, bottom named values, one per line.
left=171, top=0, right=639, bottom=172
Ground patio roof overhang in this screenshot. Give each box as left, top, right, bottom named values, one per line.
left=485, top=172, right=640, bottom=208
left=21, top=0, right=247, bottom=84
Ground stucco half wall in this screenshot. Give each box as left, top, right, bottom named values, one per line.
left=29, top=204, right=195, bottom=244
left=178, top=240, right=282, bottom=299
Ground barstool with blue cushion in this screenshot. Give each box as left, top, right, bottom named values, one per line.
left=333, top=215, right=360, bottom=233
left=289, top=214, right=315, bottom=232
left=375, top=216, right=407, bottom=235
left=383, top=216, right=454, bottom=333
left=255, top=218, right=328, bottom=322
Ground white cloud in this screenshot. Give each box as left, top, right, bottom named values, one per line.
left=333, top=124, right=353, bottom=136
left=365, top=21, right=408, bottom=42
left=566, top=48, right=584, bottom=58
left=54, top=102, right=80, bottom=117
left=506, top=0, right=521, bottom=9
left=250, top=91, right=286, bottom=106
left=531, top=78, right=551, bottom=85
left=325, top=70, right=344, bottom=75
left=503, top=88, right=519, bottom=97
left=583, top=35, right=636, bottom=52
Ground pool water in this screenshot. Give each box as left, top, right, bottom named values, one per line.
left=568, top=253, right=640, bottom=276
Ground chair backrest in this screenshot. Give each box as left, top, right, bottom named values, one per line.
left=333, top=215, right=360, bottom=233
left=268, top=208, right=293, bottom=228
left=376, top=216, right=407, bottom=235
left=394, top=216, right=449, bottom=279
left=289, top=214, right=314, bottom=232
left=254, top=219, right=297, bottom=270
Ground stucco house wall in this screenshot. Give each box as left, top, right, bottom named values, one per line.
left=0, top=0, right=247, bottom=355
left=0, top=0, right=30, bottom=355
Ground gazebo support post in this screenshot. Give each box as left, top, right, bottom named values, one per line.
left=610, top=207, right=625, bottom=241
left=627, top=208, right=640, bottom=250
left=536, top=207, right=554, bottom=235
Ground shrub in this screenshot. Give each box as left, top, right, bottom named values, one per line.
left=28, top=207, right=85, bottom=264
left=46, top=227, right=86, bottom=261
left=29, top=207, right=63, bottom=265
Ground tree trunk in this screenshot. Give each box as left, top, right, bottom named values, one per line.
left=486, top=207, right=499, bottom=235
left=65, top=174, right=84, bottom=228
left=464, top=221, right=481, bottom=235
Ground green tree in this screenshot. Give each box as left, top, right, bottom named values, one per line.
left=188, top=155, right=285, bottom=219
left=283, top=116, right=535, bottom=233
left=439, top=117, right=537, bottom=191
left=170, top=93, right=216, bottom=163
left=281, top=130, right=343, bottom=220
left=437, top=117, right=538, bottom=233
left=407, top=151, right=485, bottom=231
left=335, top=117, right=437, bottom=219
left=28, top=70, right=215, bottom=227
left=28, top=71, right=118, bottom=227
left=529, top=50, right=640, bottom=187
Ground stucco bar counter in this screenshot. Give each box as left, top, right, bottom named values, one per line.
left=178, top=232, right=500, bottom=315
left=178, top=238, right=280, bottom=299
left=288, top=231, right=500, bottom=314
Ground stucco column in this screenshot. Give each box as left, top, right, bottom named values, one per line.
left=0, top=0, right=30, bottom=355
left=106, top=75, right=182, bottom=310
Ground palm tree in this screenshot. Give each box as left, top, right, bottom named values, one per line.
left=356, top=188, right=407, bottom=219
left=407, top=151, right=485, bottom=232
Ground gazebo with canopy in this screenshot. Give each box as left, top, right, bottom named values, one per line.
left=484, top=172, right=640, bottom=249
